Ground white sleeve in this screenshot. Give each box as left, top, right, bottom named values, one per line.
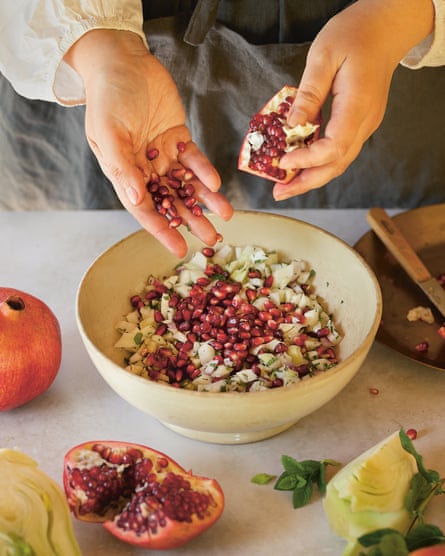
left=402, top=0, right=445, bottom=68
left=0, top=1, right=148, bottom=106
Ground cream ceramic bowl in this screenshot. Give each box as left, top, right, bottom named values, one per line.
left=76, top=211, right=382, bottom=444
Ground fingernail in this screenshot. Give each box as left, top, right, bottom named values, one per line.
left=126, top=186, right=139, bottom=205
left=273, top=191, right=289, bottom=202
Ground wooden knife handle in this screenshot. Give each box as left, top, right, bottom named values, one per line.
left=366, top=208, right=431, bottom=283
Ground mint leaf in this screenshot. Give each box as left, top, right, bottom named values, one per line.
left=274, top=472, right=306, bottom=491
left=272, top=456, right=340, bottom=509
left=251, top=473, right=276, bottom=485
left=292, top=481, right=313, bottom=509
left=280, top=455, right=305, bottom=474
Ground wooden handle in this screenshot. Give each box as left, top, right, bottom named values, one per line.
left=366, top=208, right=431, bottom=283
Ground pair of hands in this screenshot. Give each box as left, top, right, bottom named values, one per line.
left=65, top=0, right=434, bottom=256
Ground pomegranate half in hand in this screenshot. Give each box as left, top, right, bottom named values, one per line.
left=238, top=85, right=319, bottom=183
left=0, top=287, right=62, bottom=411
left=63, top=441, right=225, bottom=550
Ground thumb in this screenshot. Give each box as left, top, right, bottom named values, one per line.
left=287, top=53, right=334, bottom=127
left=86, top=126, right=148, bottom=207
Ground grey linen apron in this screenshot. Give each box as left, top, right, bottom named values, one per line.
left=1, top=0, right=444, bottom=210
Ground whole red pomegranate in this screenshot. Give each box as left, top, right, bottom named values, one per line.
left=0, top=287, right=62, bottom=411
left=63, top=441, right=225, bottom=549
left=238, top=84, right=319, bottom=183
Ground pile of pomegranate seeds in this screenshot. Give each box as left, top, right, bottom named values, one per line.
left=145, top=143, right=203, bottom=229
left=115, top=244, right=342, bottom=392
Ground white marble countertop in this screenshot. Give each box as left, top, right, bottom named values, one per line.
left=1, top=209, right=444, bottom=556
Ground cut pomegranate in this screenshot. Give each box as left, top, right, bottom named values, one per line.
left=63, top=441, right=224, bottom=550
left=238, top=85, right=320, bottom=183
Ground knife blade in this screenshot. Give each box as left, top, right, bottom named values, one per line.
left=367, top=207, right=445, bottom=318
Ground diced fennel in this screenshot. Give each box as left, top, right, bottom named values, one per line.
left=114, top=243, right=342, bottom=392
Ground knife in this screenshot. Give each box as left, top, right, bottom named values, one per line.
left=367, top=207, right=445, bottom=318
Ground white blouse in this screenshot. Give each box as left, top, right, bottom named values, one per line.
left=0, top=0, right=444, bottom=106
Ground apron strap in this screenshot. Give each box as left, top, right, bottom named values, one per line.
left=184, top=0, right=220, bottom=45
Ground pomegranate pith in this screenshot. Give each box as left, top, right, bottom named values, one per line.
left=238, top=85, right=319, bottom=183
left=63, top=441, right=224, bottom=549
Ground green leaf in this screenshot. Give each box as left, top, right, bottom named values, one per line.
left=274, top=472, right=304, bottom=491
left=318, top=459, right=341, bottom=495
left=292, top=482, right=313, bottom=509
left=399, top=429, right=438, bottom=484
left=359, top=528, right=404, bottom=548
left=406, top=523, right=445, bottom=552
left=280, top=455, right=304, bottom=474
left=251, top=473, right=276, bottom=485
left=405, top=473, right=433, bottom=514
left=358, top=530, right=409, bottom=556
left=379, top=532, right=409, bottom=556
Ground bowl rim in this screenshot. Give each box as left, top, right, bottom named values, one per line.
left=76, top=209, right=383, bottom=399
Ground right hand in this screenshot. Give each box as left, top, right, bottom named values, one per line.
left=64, top=30, right=233, bottom=258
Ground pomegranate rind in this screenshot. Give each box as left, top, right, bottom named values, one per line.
left=238, top=85, right=319, bottom=184
left=0, top=287, right=62, bottom=411
left=63, top=440, right=224, bottom=550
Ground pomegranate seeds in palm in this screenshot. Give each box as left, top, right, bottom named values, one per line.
left=238, top=85, right=319, bottom=183
left=63, top=441, right=224, bottom=550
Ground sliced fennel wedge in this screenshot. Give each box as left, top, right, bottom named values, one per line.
left=323, top=431, right=418, bottom=556
left=0, top=449, right=81, bottom=556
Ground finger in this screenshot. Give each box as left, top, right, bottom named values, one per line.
left=287, top=47, right=336, bottom=127
left=178, top=142, right=222, bottom=192
left=121, top=193, right=190, bottom=258
left=190, top=180, right=234, bottom=221
left=273, top=135, right=364, bottom=201
left=280, top=86, right=369, bottom=173
left=272, top=164, right=341, bottom=200
left=87, top=121, right=149, bottom=207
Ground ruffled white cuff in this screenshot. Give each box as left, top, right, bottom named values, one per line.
left=402, top=0, right=445, bottom=68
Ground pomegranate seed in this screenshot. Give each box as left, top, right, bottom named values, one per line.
left=146, top=147, right=159, bottom=160
left=406, top=428, right=417, bottom=440
left=415, top=341, right=429, bottom=352
left=183, top=169, right=195, bottom=181
left=177, top=141, right=186, bottom=153
left=438, top=325, right=445, bottom=339
left=202, top=247, right=215, bottom=257
left=369, top=387, right=379, bottom=395
left=183, top=196, right=196, bottom=208
left=169, top=216, right=182, bottom=228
